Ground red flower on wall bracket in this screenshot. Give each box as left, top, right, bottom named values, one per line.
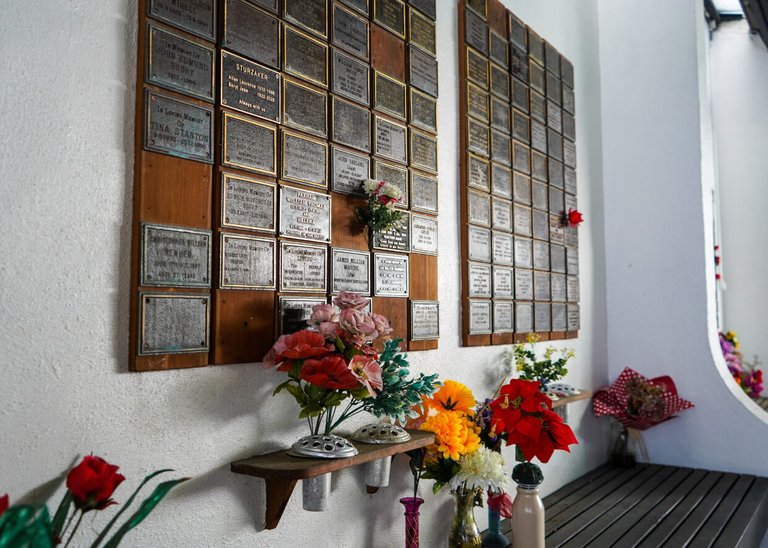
left=563, top=208, right=584, bottom=227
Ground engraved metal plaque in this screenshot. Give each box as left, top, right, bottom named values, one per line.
left=510, top=44, right=529, bottom=83
left=409, top=0, right=435, bottom=20
left=530, top=90, right=546, bottom=122
left=411, top=300, right=439, bottom=341
left=562, top=55, right=574, bottom=87
left=332, top=49, right=369, bottom=105
left=547, top=101, right=562, bottom=133
left=284, top=25, right=328, bottom=87
left=534, top=302, right=551, bottom=332
left=410, top=8, right=436, bottom=55
left=375, top=116, right=408, bottom=164
left=279, top=297, right=327, bottom=335
left=493, top=265, right=513, bottom=299
left=515, top=268, right=533, bottom=300
left=563, top=84, right=575, bottom=115
left=467, top=83, right=489, bottom=122
left=374, top=0, right=405, bottom=37
left=532, top=239, right=550, bottom=271
left=283, top=77, right=327, bottom=137
left=567, top=276, right=579, bottom=302
left=468, top=154, right=490, bottom=191
left=468, top=119, right=489, bottom=157
left=512, top=79, right=529, bottom=113
left=465, top=9, right=488, bottom=54
left=532, top=181, right=548, bottom=211
left=513, top=172, right=531, bottom=205
left=223, top=0, right=279, bottom=69
left=284, top=0, right=327, bottom=38
left=410, top=130, right=437, bottom=173
left=532, top=209, right=549, bottom=241
left=531, top=120, right=547, bottom=154
left=513, top=142, right=530, bottom=174
left=565, top=193, right=577, bottom=216
left=491, top=98, right=510, bottom=133
left=551, top=273, right=567, bottom=302
left=548, top=129, right=563, bottom=162
left=565, top=225, right=578, bottom=248
left=490, top=64, right=510, bottom=101
left=410, top=89, right=437, bottom=133
left=468, top=189, right=491, bottom=227
left=282, top=129, right=328, bottom=188
left=248, top=0, right=278, bottom=12
left=466, top=0, right=486, bottom=17
left=139, top=293, right=209, bottom=355
left=494, top=302, right=514, bottom=333
left=466, top=47, right=488, bottom=89
left=145, top=91, right=213, bottom=163
left=508, top=12, right=526, bottom=50
left=528, top=30, right=544, bottom=65
left=549, top=187, right=564, bottom=214
left=221, top=173, right=276, bottom=232
left=491, top=163, right=512, bottom=198
left=516, top=302, right=533, bottom=333
left=373, top=160, right=409, bottom=208
left=280, top=240, right=328, bottom=292
left=340, top=0, right=369, bottom=15
left=222, top=111, right=276, bottom=175
left=514, top=236, right=532, bottom=269
left=374, top=252, right=410, bottom=296
left=552, top=303, right=567, bottom=332
left=469, top=300, right=492, bottom=335
left=374, top=71, right=406, bottom=120
left=513, top=110, right=530, bottom=144
left=547, top=71, right=562, bottom=105
left=514, top=204, right=532, bottom=237
left=372, top=212, right=410, bottom=252
left=492, top=231, right=514, bottom=266
left=333, top=3, right=369, bottom=59
left=149, top=0, right=215, bottom=41
left=563, top=111, right=576, bottom=141
left=331, top=146, right=368, bottom=196
left=331, top=248, right=371, bottom=294
left=468, top=262, right=492, bottom=298
left=468, top=226, right=492, bottom=263
left=490, top=31, right=508, bottom=68
left=545, top=41, right=560, bottom=75
left=147, top=24, right=214, bottom=101
left=564, top=166, right=577, bottom=195
left=549, top=158, right=564, bottom=189
left=564, top=139, right=577, bottom=168
left=566, top=247, right=579, bottom=275
left=141, top=224, right=211, bottom=287
left=333, top=96, right=371, bottom=152
left=411, top=172, right=438, bottom=213
left=531, top=150, right=548, bottom=182
left=220, top=233, right=276, bottom=289
left=549, top=214, right=565, bottom=245
left=491, top=130, right=510, bottom=167
left=567, top=304, right=579, bottom=331
left=221, top=50, right=280, bottom=122
left=410, top=214, right=438, bottom=255
left=491, top=198, right=512, bottom=232
left=279, top=185, right=332, bottom=243
left=410, top=46, right=438, bottom=97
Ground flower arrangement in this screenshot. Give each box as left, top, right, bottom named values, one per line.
left=0, top=455, right=187, bottom=548
left=356, top=179, right=404, bottom=232
left=720, top=331, right=764, bottom=399
left=511, top=333, right=574, bottom=389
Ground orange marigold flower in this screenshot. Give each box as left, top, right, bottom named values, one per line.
left=424, top=380, right=476, bottom=414
left=420, top=410, right=481, bottom=461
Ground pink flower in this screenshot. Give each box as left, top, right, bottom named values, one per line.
left=349, top=355, right=383, bottom=397
left=370, top=313, right=393, bottom=337
left=262, top=334, right=289, bottom=369
left=333, top=291, right=369, bottom=311
left=338, top=308, right=378, bottom=342
left=308, top=304, right=336, bottom=325
left=316, top=321, right=340, bottom=340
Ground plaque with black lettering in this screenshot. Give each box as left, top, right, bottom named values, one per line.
left=340, top=0, right=368, bottom=15
left=530, top=90, right=546, bottom=122
left=372, top=212, right=410, bottom=252
left=279, top=297, right=327, bottom=335
left=534, top=302, right=551, bottom=332
left=466, top=0, right=486, bottom=18
left=491, top=130, right=510, bottom=167
left=563, top=112, right=575, bottom=141
left=564, top=166, right=577, bottom=195
left=512, top=79, right=529, bottom=113
left=223, top=0, right=279, bottom=69
left=547, top=71, right=562, bottom=105
left=411, top=172, right=438, bottom=213
left=141, top=224, right=211, bottom=287
left=531, top=120, right=547, bottom=154
left=220, top=233, right=276, bottom=289
left=410, top=46, right=438, bottom=97
left=374, top=252, right=409, bottom=296
left=410, top=130, right=437, bottom=173
left=510, top=45, right=529, bottom=83
left=468, top=262, right=492, bottom=298
left=221, top=51, right=280, bottom=122
left=331, top=146, right=368, bottom=196
left=333, top=3, right=369, bottom=59
left=283, top=77, right=327, bottom=137
left=513, top=142, right=530, bottom=174
left=410, top=7, right=436, bottom=55
left=492, top=231, right=513, bottom=266
left=514, top=236, right=532, bottom=268
left=468, top=226, right=492, bottom=263
left=546, top=215, right=563, bottom=246
left=549, top=158, right=564, bottom=189
left=490, top=163, right=511, bottom=198
left=148, top=0, right=215, bottom=41
left=145, top=91, right=213, bottom=163
left=375, top=116, right=408, bottom=164
left=564, top=139, right=577, bottom=168
left=284, top=0, right=327, bottom=38
left=532, top=239, right=549, bottom=271
left=410, top=89, right=437, bottom=133
left=567, top=303, right=579, bottom=331
left=516, top=302, right=533, bottom=333
left=490, top=32, right=508, bottom=68
left=374, top=71, right=406, bottom=120
left=514, top=204, right=532, bottom=237
left=139, top=293, right=210, bottom=355
left=565, top=193, right=577, bottom=215
left=490, top=98, right=510, bottom=133
left=221, top=173, right=276, bottom=232
left=548, top=129, right=563, bottom=162
left=490, top=64, right=510, bottom=100
left=468, top=190, right=491, bottom=227
left=561, top=54, right=574, bottom=86
left=279, top=185, right=332, bottom=243
left=567, top=247, right=579, bottom=275
left=551, top=273, right=567, bottom=302
left=493, top=301, right=514, bottom=333
left=373, top=160, right=409, bottom=208
left=465, top=9, right=488, bottom=55
left=544, top=41, right=560, bottom=74
left=531, top=150, right=547, bottom=182
left=532, top=181, right=548, bottom=211
left=284, top=25, right=328, bottom=88
left=550, top=244, right=566, bottom=274
left=466, top=47, right=488, bottom=90
left=411, top=300, right=439, bottom=341
left=508, top=12, right=526, bottom=50
left=331, top=248, right=370, bottom=294
left=492, top=197, right=512, bottom=232
left=222, top=111, right=276, bottom=174
left=467, top=83, right=489, bottom=122
left=147, top=24, right=214, bottom=101
left=280, top=241, right=328, bottom=292
left=469, top=300, right=492, bottom=335
left=512, top=110, right=530, bottom=145
left=515, top=268, right=533, bottom=300
left=332, top=49, right=369, bottom=105
left=552, top=303, right=567, bottom=332
left=332, top=96, right=371, bottom=153
left=468, top=154, right=490, bottom=191
left=411, top=214, right=438, bottom=255
left=408, top=0, right=435, bottom=20
left=567, top=276, right=579, bottom=303
left=513, top=172, right=531, bottom=205
left=374, top=0, right=406, bottom=38
left=547, top=101, right=562, bottom=133
left=282, top=130, right=328, bottom=188
left=549, top=187, right=564, bottom=214
left=563, top=84, right=575, bottom=115
left=565, top=225, right=578, bottom=247
left=532, top=209, right=549, bottom=241
left=493, top=265, right=513, bottom=299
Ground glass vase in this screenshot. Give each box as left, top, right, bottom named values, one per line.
left=481, top=507, right=509, bottom=547
left=449, top=488, right=482, bottom=547
left=399, top=496, right=424, bottom=548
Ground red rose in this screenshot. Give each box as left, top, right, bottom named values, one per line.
left=66, top=456, right=125, bottom=512
left=0, top=494, right=8, bottom=518
left=299, top=355, right=362, bottom=391
left=279, top=330, right=332, bottom=361
left=517, top=409, right=578, bottom=463
left=567, top=208, right=584, bottom=227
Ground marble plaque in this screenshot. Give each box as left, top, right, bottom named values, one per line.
left=279, top=297, right=327, bottom=335
left=552, top=303, right=567, bottom=332
left=374, top=71, right=406, bottom=120
left=220, top=233, right=276, bottom=289
left=410, top=130, right=438, bottom=173
left=515, top=301, right=533, bottom=333
left=514, top=236, right=532, bottom=269
left=331, top=146, right=368, bottom=196
left=375, top=116, right=408, bottom=164
left=510, top=44, right=529, bottom=83
left=532, top=181, right=548, bottom=211
left=551, top=243, right=566, bottom=273
left=146, top=91, right=213, bottom=163
left=530, top=90, right=546, bottom=122
left=469, top=300, right=492, bottom=335
left=468, top=154, right=490, bottom=191
left=467, top=82, right=489, bottom=122
left=508, top=12, right=526, bottom=50
left=549, top=158, right=564, bottom=189
left=223, top=0, right=279, bottom=69
left=532, top=209, right=549, bottom=241
left=280, top=241, right=328, bottom=292
left=468, top=226, right=492, bottom=263
left=222, top=111, right=276, bottom=174
left=373, top=160, right=409, bottom=208
left=279, top=185, right=331, bottom=243
left=491, top=130, right=510, bottom=166
left=513, top=172, right=531, bottom=205
left=466, top=47, right=489, bottom=89
left=551, top=273, right=567, bottom=302
left=465, top=8, right=488, bottom=54
left=410, top=88, right=437, bottom=133
left=548, top=101, right=562, bottom=133
left=141, top=224, right=211, bottom=287
left=494, top=301, right=514, bottom=333
left=374, top=0, right=406, bottom=37
left=493, top=265, right=513, bottom=299
left=490, top=98, right=510, bottom=133
left=284, top=25, right=328, bottom=87
left=533, top=271, right=550, bottom=301
left=492, top=231, right=514, bottom=266
left=410, top=214, right=438, bottom=255
left=468, top=262, right=492, bottom=298
left=468, top=190, right=490, bottom=227
left=283, top=77, right=327, bottom=137
left=534, top=302, right=551, bottom=332
left=549, top=187, right=564, bottom=214
left=567, top=304, right=580, bottom=331
left=221, top=50, right=280, bottom=122
left=411, top=172, right=438, bottom=213
left=531, top=150, right=548, bottom=182
left=468, top=119, right=489, bottom=157
left=491, top=198, right=512, bottom=232
left=515, top=268, right=533, bottom=300
left=149, top=0, right=215, bottom=41
left=548, top=129, right=563, bottom=162
left=564, top=139, right=577, bottom=168
left=221, top=173, right=276, bottom=232
left=547, top=71, right=562, bottom=105
left=147, top=24, right=214, bottom=101
left=563, top=84, right=575, bottom=115
left=513, top=110, right=530, bottom=144
left=411, top=300, right=439, bottom=340
left=410, top=46, right=438, bottom=97
left=564, top=166, right=577, bottom=195
left=491, top=163, right=512, bottom=198
left=567, top=275, right=580, bottom=302
left=567, top=247, right=579, bottom=275
left=333, top=3, right=369, bottom=59
left=531, top=120, right=547, bottom=154
left=513, top=204, right=532, bottom=237
left=490, top=63, right=510, bottom=100
left=333, top=96, right=371, bottom=152
left=512, top=79, right=529, bottom=113
left=372, top=212, right=410, bottom=252
left=563, top=111, right=576, bottom=141
left=332, top=49, right=370, bottom=105
left=409, top=0, right=435, bottom=20
left=532, top=239, right=550, bottom=270
left=410, top=7, right=436, bottom=55
left=284, top=0, right=327, bottom=37
left=513, top=141, right=530, bottom=174
left=490, top=31, right=508, bottom=68
left=282, top=130, right=328, bottom=188
left=549, top=214, right=565, bottom=245
left=374, top=252, right=410, bottom=296
left=139, top=293, right=209, bottom=355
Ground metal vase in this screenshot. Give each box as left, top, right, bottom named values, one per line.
left=302, top=473, right=331, bottom=512
left=362, top=457, right=392, bottom=488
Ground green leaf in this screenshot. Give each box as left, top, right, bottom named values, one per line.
left=0, top=505, right=53, bottom=548
left=272, top=381, right=291, bottom=396
left=284, top=384, right=306, bottom=406
left=50, top=490, right=72, bottom=539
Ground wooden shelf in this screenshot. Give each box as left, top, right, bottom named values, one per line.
left=551, top=389, right=592, bottom=408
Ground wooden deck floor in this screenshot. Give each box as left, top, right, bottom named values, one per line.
left=496, top=463, right=768, bottom=547
left=755, top=396, right=768, bottom=412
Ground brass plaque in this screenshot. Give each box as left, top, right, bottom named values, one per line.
left=466, top=47, right=488, bottom=89
left=551, top=273, right=567, bottom=302
left=493, top=266, right=514, bottom=299
left=532, top=209, right=549, bottom=241
left=468, top=300, right=492, bottom=335
left=221, top=173, right=277, bottom=232
left=551, top=244, right=566, bottom=274
left=332, top=96, right=371, bottom=152
left=410, top=130, right=438, bottom=173
left=284, top=0, right=327, bottom=38
left=532, top=239, right=549, bottom=271
left=373, top=252, right=410, bottom=297
left=513, top=141, right=530, bottom=174
left=220, top=233, right=276, bottom=289
left=548, top=129, right=563, bottom=162
left=468, top=118, right=489, bottom=157
left=408, top=0, right=435, bottom=20
left=516, top=301, right=533, bottom=333
left=515, top=268, right=533, bottom=300
left=221, top=50, right=280, bottom=122
left=282, top=129, right=328, bottom=188
left=491, top=163, right=511, bottom=198
left=372, top=211, right=411, bottom=252
left=490, top=32, right=508, bottom=68
left=510, top=44, right=529, bottom=83
left=333, top=3, right=369, bottom=59
left=468, top=189, right=491, bottom=227
left=534, top=303, right=551, bottom=333
left=410, top=213, right=438, bottom=255
left=549, top=158, right=564, bottom=189
left=508, top=12, right=526, bottom=50
left=564, top=166, right=577, bottom=195
left=141, top=224, right=212, bottom=287
left=332, top=49, right=370, bottom=105
left=223, top=0, right=279, bottom=69
left=491, top=129, right=510, bottom=167
left=513, top=110, right=530, bottom=144
left=531, top=120, right=547, bottom=154
left=567, top=276, right=579, bottom=303
left=411, top=300, right=439, bottom=341
left=374, top=0, right=406, bottom=38
left=279, top=297, right=327, bottom=335
left=563, top=83, right=575, bottom=115
left=283, top=25, right=328, bottom=88
left=468, top=262, right=492, bottom=298
left=493, top=301, right=514, bottom=333
left=490, top=98, right=510, bottom=133
left=563, top=111, right=576, bottom=141
left=465, top=8, right=488, bottom=55
left=374, top=116, right=408, bottom=164
left=374, top=71, right=406, bottom=120
left=531, top=149, right=548, bottom=182
left=373, top=160, right=409, bottom=207
left=514, top=204, right=532, bottom=237
left=222, top=111, right=276, bottom=175
left=513, top=236, right=532, bottom=269
left=567, top=247, right=579, bottom=275
left=279, top=185, right=332, bottom=243
left=529, top=61, right=545, bottom=94
left=331, top=145, right=369, bottom=196
left=547, top=71, right=562, bottom=105
left=551, top=303, right=567, bottom=332
left=411, top=172, right=438, bottom=213
left=331, top=247, right=371, bottom=294
left=530, top=90, right=546, bottom=122
left=490, top=64, right=510, bottom=100
left=465, top=0, right=486, bottom=18
left=534, top=271, right=550, bottom=301
left=467, top=82, right=489, bottom=122
left=147, top=24, right=214, bottom=101
left=340, top=0, right=369, bottom=16
left=468, top=153, right=490, bottom=191
left=139, top=293, right=209, bottom=356
left=532, top=181, right=548, bottom=211
left=283, top=77, right=327, bottom=137
left=247, top=0, right=278, bottom=12
left=547, top=101, right=562, bottom=133
left=279, top=240, right=328, bottom=292
left=549, top=214, right=565, bottom=246
left=491, top=197, right=512, bottom=232
left=528, top=30, right=544, bottom=65
left=410, top=46, right=438, bottom=97
left=549, top=187, right=564, bottom=214
left=512, top=79, right=529, bottom=113
left=564, top=139, right=577, bottom=168
left=148, top=0, right=215, bottom=41
left=410, top=8, right=436, bottom=55
left=468, top=226, right=492, bottom=263
left=145, top=91, right=213, bottom=163
left=410, top=88, right=437, bottom=133
left=492, top=231, right=514, bottom=266
left=567, top=304, right=579, bottom=331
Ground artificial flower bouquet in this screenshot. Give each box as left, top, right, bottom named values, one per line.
left=356, top=179, right=404, bottom=232
left=720, top=331, right=764, bottom=399
left=511, top=334, right=574, bottom=389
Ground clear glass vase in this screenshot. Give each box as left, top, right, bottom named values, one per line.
left=449, top=488, right=482, bottom=547
left=399, top=496, right=424, bottom=548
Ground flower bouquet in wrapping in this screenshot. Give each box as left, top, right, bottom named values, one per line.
left=356, top=179, right=404, bottom=232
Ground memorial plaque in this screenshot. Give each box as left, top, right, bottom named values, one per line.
left=333, top=3, right=369, bottom=59
left=532, top=181, right=548, bottom=211
left=331, top=247, right=371, bottom=295
left=279, top=297, right=327, bottom=335
left=563, top=84, right=575, bottom=115
left=508, top=12, right=526, bottom=50
left=468, top=262, right=492, bottom=298
left=147, top=24, right=214, bottom=101
left=516, top=301, right=533, bottom=333
left=548, top=129, right=563, bottom=162
left=567, top=276, right=579, bottom=302
left=513, top=204, right=532, bottom=237
left=283, top=77, right=327, bottom=137
left=467, top=83, right=489, bottom=122
left=410, top=89, right=437, bottom=133
left=513, top=142, right=530, bottom=174
left=221, top=50, right=280, bottom=122
left=139, top=293, right=209, bottom=355
left=221, top=173, right=277, bottom=232
left=561, top=55, right=574, bottom=86
left=284, top=0, right=327, bottom=38
left=468, top=226, right=492, bottom=263
left=149, top=0, right=215, bottom=41
left=409, top=0, right=435, bottom=20
left=141, top=224, right=211, bottom=288
left=466, top=0, right=486, bottom=18
left=567, top=247, right=579, bottom=275
left=372, top=212, right=410, bottom=252
left=551, top=273, right=567, bottom=302
left=567, top=304, right=579, bottom=331
left=530, top=90, right=546, bottom=122
left=374, top=0, right=406, bottom=38
left=490, top=64, right=510, bottom=100
left=510, top=45, right=529, bottom=83
left=492, top=198, right=512, bottom=232
left=549, top=187, right=564, bottom=214
left=280, top=241, right=328, bottom=292
left=468, top=119, right=489, bottom=157
left=145, top=91, right=213, bottom=163
left=373, top=160, right=408, bottom=207
left=564, top=193, right=577, bottom=215
left=493, top=301, right=514, bottom=333
left=411, top=214, right=438, bottom=255
left=548, top=158, right=564, bottom=189
left=513, top=110, right=530, bottom=144
left=410, top=8, right=436, bottom=55
left=546, top=71, right=561, bottom=105
left=493, top=265, right=513, bottom=298
left=220, top=233, right=276, bottom=289
left=284, top=25, right=328, bottom=87
left=466, top=47, right=488, bottom=89
left=528, top=30, right=544, bottom=65
left=331, top=146, right=368, bottom=196
left=552, top=303, right=567, bottom=332
left=491, top=130, right=510, bottom=166
left=375, top=116, right=408, bottom=164
left=410, top=46, right=439, bottom=97
left=333, top=96, right=371, bottom=152
left=469, top=300, right=492, bottom=335
left=515, top=268, right=533, bottom=300
left=279, top=185, right=332, bottom=243
left=492, top=231, right=513, bottom=266
left=411, top=300, right=439, bottom=341
left=532, top=209, right=549, bottom=241
left=531, top=120, right=547, bottom=154
left=532, top=239, right=549, bottom=270
left=282, top=129, right=328, bottom=188
left=564, top=139, right=577, bottom=168
left=465, top=9, right=488, bottom=54
left=564, top=166, right=577, bottom=195
left=411, top=172, right=438, bottom=213
left=531, top=150, right=548, bottom=182
left=248, top=0, right=279, bottom=12
left=563, top=111, right=576, bottom=141
left=410, top=130, right=438, bottom=173
left=491, top=163, right=512, bottom=198
left=468, top=190, right=491, bottom=227
left=545, top=41, right=560, bottom=75
left=512, top=79, right=529, bottom=113
left=222, top=111, right=276, bottom=174
left=549, top=214, right=565, bottom=245
left=374, top=252, right=410, bottom=296
left=490, top=98, right=510, bottom=133
left=534, top=302, right=551, bottom=332
left=490, top=32, right=508, bottom=68
left=547, top=101, right=562, bottom=133
left=223, top=0, right=279, bottom=69
left=374, top=71, right=406, bottom=120
left=332, top=49, right=370, bottom=105
left=468, top=154, right=490, bottom=191
left=513, top=171, right=531, bottom=205
left=340, top=0, right=369, bottom=16
left=565, top=226, right=578, bottom=248
left=514, top=236, right=532, bottom=268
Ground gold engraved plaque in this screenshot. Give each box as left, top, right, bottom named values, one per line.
left=512, top=79, right=529, bottom=113
left=465, top=8, right=488, bottom=55
left=513, top=171, right=531, bottom=205
left=279, top=240, right=328, bottom=292
left=491, top=129, right=510, bottom=167
left=139, top=293, right=210, bottom=355
left=410, top=8, right=436, bottom=55
left=284, top=25, right=328, bottom=88
left=284, top=0, right=327, bottom=38
left=223, top=0, right=280, bottom=69
left=333, top=3, right=369, bottom=59
left=279, top=185, right=332, bottom=243
left=332, top=95, right=371, bottom=152
left=410, top=88, right=437, bottom=133
left=410, top=129, right=437, bottom=173
left=282, top=129, right=329, bottom=188
left=508, top=12, right=526, bottom=50
left=468, top=118, right=489, bottom=157
left=468, top=153, right=490, bottom=191
left=220, top=233, right=276, bottom=289
left=374, top=0, right=406, bottom=38
left=513, top=110, right=530, bottom=144
left=282, top=77, right=328, bottom=137
left=222, top=111, right=276, bottom=175
left=490, top=32, right=508, bottom=68
left=374, top=71, right=406, bottom=120
left=490, top=98, right=510, bottom=133
left=466, top=47, right=489, bottom=89
left=467, top=82, right=489, bottom=122
left=490, top=63, right=510, bottom=100
left=409, top=46, right=438, bottom=97
left=513, top=141, right=530, bottom=174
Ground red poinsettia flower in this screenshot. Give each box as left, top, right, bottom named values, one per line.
left=66, top=456, right=125, bottom=512
left=299, top=355, right=362, bottom=391
left=490, top=379, right=551, bottom=445
left=0, top=494, right=8, bottom=518
left=567, top=208, right=584, bottom=227
left=517, top=409, right=578, bottom=463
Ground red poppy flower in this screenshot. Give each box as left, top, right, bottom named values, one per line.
left=517, top=409, right=578, bottom=463
left=280, top=330, right=332, bottom=361
left=66, top=456, right=125, bottom=512
left=0, top=494, right=8, bottom=518
left=299, top=355, right=362, bottom=390
left=490, top=379, right=551, bottom=445
left=567, top=208, right=584, bottom=227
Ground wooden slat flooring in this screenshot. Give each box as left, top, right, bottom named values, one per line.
left=755, top=396, right=768, bottom=411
